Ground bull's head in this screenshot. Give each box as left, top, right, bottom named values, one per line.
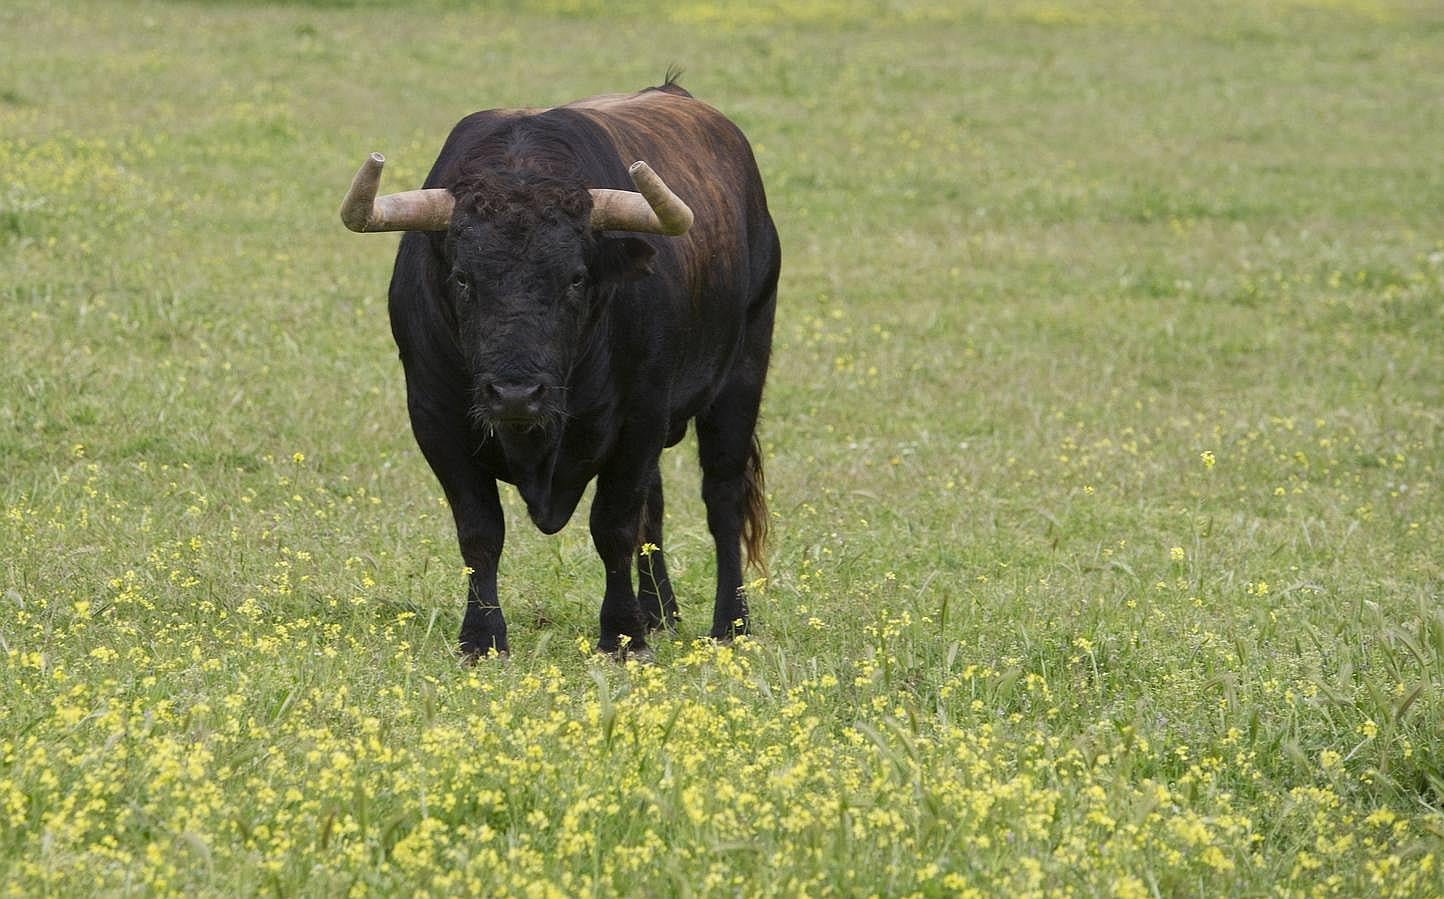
left=339, top=153, right=693, bottom=433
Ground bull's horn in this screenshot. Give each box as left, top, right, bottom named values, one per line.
left=589, top=161, right=694, bottom=236
left=340, top=152, right=454, bottom=232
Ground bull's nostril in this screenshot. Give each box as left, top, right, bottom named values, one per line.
left=490, top=381, right=544, bottom=399
left=487, top=380, right=547, bottom=418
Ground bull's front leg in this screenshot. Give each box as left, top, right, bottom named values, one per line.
left=590, top=447, right=662, bottom=659
left=452, top=480, right=508, bottom=660
left=407, top=392, right=509, bottom=660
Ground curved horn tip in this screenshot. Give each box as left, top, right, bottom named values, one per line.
left=341, top=152, right=455, bottom=233
left=341, top=152, right=388, bottom=232
left=628, top=161, right=693, bottom=236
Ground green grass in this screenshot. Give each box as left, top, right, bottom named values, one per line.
left=3, top=0, right=1444, bottom=895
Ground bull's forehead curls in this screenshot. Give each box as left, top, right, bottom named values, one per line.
left=448, top=217, right=589, bottom=279
left=445, top=192, right=593, bottom=279
left=450, top=170, right=592, bottom=233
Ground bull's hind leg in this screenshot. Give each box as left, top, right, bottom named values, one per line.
left=697, top=421, right=764, bottom=638
left=636, top=463, right=679, bottom=631
left=696, top=298, right=775, bottom=641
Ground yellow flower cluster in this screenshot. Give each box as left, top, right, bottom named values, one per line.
left=1, top=526, right=1439, bottom=898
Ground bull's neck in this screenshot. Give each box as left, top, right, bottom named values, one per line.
left=494, top=426, right=559, bottom=483
left=494, top=428, right=585, bottom=534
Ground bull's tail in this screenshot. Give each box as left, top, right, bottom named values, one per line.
left=742, top=434, right=769, bottom=577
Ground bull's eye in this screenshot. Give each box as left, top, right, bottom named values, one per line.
left=569, top=271, right=587, bottom=289
left=452, top=271, right=470, bottom=292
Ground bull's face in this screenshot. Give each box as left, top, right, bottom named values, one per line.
left=340, top=152, right=691, bottom=434
left=444, top=173, right=656, bottom=433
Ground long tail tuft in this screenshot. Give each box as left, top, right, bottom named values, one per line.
left=741, top=434, right=769, bottom=577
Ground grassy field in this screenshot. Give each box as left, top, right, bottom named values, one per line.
left=3, top=0, right=1444, bottom=894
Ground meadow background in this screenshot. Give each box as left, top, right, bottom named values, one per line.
left=3, top=0, right=1443, bottom=894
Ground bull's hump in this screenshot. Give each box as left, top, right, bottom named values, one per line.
left=563, top=91, right=643, bottom=111
left=562, top=90, right=741, bottom=203
left=563, top=89, right=725, bottom=131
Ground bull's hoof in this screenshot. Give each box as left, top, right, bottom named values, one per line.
left=458, top=645, right=510, bottom=666
left=595, top=643, right=655, bottom=665
left=622, top=645, right=656, bottom=665
left=708, top=619, right=750, bottom=643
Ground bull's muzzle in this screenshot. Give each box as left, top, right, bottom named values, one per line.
left=483, top=379, right=550, bottom=425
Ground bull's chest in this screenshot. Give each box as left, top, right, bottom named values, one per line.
left=473, top=416, right=617, bottom=534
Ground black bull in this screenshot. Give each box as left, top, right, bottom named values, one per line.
left=350, top=81, right=779, bottom=659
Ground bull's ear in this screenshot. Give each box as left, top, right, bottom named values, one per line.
left=592, top=237, right=656, bottom=283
